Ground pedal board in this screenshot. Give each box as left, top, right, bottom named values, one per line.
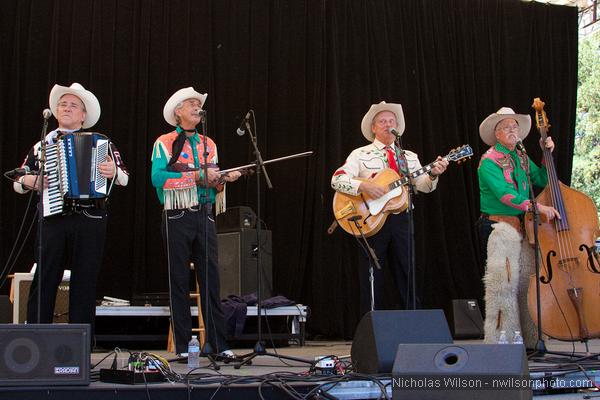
left=100, top=369, right=165, bottom=384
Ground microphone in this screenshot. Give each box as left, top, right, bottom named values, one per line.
left=516, top=140, right=526, bottom=153
left=197, top=109, right=207, bottom=116
left=236, top=111, right=251, bottom=136
left=5, top=166, right=40, bottom=177
left=42, top=109, right=52, bottom=119
left=347, top=215, right=362, bottom=222
left=389, top=128, right=402, bottom=138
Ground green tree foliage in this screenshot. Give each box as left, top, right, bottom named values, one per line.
left=573, top=30, right=600, bottom=218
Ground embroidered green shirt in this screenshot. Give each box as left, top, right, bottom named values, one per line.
left=478, top=143, right=548, bottom=216
left=151, top=132, right=217, bottom=205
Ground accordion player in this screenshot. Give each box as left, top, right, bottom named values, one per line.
left=43, top=132, right=115, bottom=216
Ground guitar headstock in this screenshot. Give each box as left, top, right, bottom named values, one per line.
left=446, top=144, right=473, bottom=164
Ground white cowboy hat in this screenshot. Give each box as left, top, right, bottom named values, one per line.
left=48, top=83, right=101, bottom=129
left=163, top=87, right=208, bottom=127
left=360, top=101, right=405, bottom=142
left=479, top=107, right=531, bottom=146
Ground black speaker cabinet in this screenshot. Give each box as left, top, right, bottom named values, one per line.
left=0, top=295, right=12, bottom=323
left=392, top=343, right=531, bottom=400
left=217, top=229, right=272, bottom=298
left=0, top=324, right=90, bottom=386
left=351, top=310, right=453, bottom=374
left=216, top=206, right=257, bottom=232
left=450, top=299, right=484, bottom=339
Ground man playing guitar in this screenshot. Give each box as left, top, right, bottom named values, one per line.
left=331, top=101, right=448, bottom=316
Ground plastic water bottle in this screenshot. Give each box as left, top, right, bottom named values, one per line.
left=512, top=330, right=524, bottom=344
left=187, top=335, right=200, bottom=369
left=498, top=330, right=509, bottom=344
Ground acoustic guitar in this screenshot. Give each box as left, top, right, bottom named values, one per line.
left=332, top=145, right=473, bottom=237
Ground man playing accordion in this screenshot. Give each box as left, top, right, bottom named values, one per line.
left=13, top=83, right=128, bottom=341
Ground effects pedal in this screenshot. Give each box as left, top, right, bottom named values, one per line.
left=311, top=356, right=338, bottom=375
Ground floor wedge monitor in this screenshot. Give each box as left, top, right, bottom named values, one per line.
left=392, top=343, right=530, bottom=400
left=351, top=309, right=452, bottom=374
left=449, top=299, right=484, bottom=339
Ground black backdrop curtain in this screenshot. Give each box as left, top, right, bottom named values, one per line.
left=0, top=0, right=577, bottom=339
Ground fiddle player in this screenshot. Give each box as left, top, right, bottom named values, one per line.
left=151, top=87, right=240, bottom=359
left=331, top=101, right=448, bottom=316
left=13, top=83, right=129, bottom=339
left=477, top=107, right=560, bottom=344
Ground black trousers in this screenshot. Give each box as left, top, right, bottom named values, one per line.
left=162, top=206, right=229, bottom=354
left=27, top=208, right=107, bottom=332
left=359, top=212, right=419, bottom=315
left=476, top=215, right=498, bottom=271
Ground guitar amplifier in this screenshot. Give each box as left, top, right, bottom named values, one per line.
left=10, top=273, right=69, bottom=324
left=216, top=206, right=257, bottom=233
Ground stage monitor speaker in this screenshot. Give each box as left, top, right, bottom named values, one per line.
left=449, top=299, right=484, bottom=339
left=351, top=310, right=452, bottom=374
left=216, top=206, right=257, bottom=233
left=0, top=324, right=90, bottom=387
left=11, top=273, right=69, bottom=323
left=217, top=229, right=272, bottom=298
left=392, top=343, right=530, bottom=400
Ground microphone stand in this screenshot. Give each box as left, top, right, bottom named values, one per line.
left=393, top=136, right=417, bottom=310
left=519, top=145, right=572, bottom=358
left=523, top=182, right=545, bottom=354
left=349, top=217, right=381, bottom=312
left=517, top=143, right=565, bottom=355
left=234, top=111, right=311, bottom=369
left=198, top=110, right=219, bottom=370
left=523, top=164, right=546, bottom=354
left=35, top=113, right=50, bottom=323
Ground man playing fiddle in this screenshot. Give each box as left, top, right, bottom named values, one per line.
left=151, top=87, right=240, bottom=359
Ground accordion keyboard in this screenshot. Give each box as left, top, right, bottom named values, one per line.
left=94, top=139, right=108, bottom=194
left=43, top=143, right=65, bottom=217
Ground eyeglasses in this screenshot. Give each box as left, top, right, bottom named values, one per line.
left=184, top=99, right=202, bottom=108
left=496, top=124, right=519, bottom=133
left=374, top=118, right=397, bottom=126
left=57, top=101, right=84, bottom=111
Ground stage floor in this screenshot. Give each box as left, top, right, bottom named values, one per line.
left=2, top=339, right=599, bottom=399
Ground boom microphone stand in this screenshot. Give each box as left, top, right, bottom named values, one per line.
left=234, top=110, right=311, bottom=369
left=393, top=135, right=418, bottom=310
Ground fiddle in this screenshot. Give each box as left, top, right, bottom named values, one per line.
left=167, top=162, right=254, bottom=184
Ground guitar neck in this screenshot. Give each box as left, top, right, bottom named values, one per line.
left=409, top=156, right=448, bottom=180
left=387, top=155, right=448, bottom=189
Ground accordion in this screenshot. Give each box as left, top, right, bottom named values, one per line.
left=43, top=132, right=110, bottom=217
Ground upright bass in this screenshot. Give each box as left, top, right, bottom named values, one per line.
left=525, top=98, right=600, bottom=341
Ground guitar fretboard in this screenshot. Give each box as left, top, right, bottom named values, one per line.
left=386, top=156, right=449, bottom=190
